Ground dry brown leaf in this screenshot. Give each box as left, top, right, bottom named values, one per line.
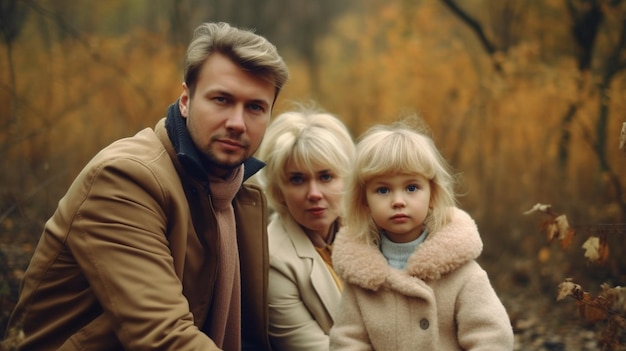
left=557, top=280, right=580, bottom=301
left=604, top=285, right=626, bottom=313
left=581, top=304, right=607, bottom=322
left=523, top=203, right=552, bottom=215
left=577, top=292, right=607, bottom=322
left=597, top=239, right=609, bottom=265
left=554, top=215, right=570, bottom=237
left=613, top=315, right=626, bottom=329
left=545, top=222, right=558, bottom=243
left=582, top=236, right=601, bottom=262
left=1, top=326, right=25, bottom=351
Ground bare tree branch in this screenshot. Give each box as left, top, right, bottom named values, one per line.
left=440, top=0, right=497, bottom=55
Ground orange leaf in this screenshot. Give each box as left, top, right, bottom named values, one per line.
left=538, top=247, right=551, bottom=263
left=597, top=240, right=609, bottom=265
left=577, top=292, right=607, bottom=322
left=559, top=228, right=575, bottom=250
left=581, top=304, right=607, bottom=322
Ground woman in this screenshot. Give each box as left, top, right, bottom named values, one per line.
left=256, top=104, right=355, bottom=350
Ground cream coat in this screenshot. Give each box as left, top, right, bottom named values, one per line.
left=6, top=116, right=272, bottom=350
left=329, top=208, right=513, bottom=350
left=267, top=213, right=342, bottom=350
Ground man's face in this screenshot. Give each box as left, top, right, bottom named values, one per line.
left=179, top=53, right=275, bottom=178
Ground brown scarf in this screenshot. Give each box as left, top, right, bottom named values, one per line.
left=206, top=165, right=243, bottom=350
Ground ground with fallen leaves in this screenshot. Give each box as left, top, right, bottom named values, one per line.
left=1, top=228, right=624, bottom=350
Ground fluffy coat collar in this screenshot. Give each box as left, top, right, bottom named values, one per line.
left=332, top=208, right=483, bottom=293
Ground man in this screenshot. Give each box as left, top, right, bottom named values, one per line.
left=5, top=22, right=289, bottom=350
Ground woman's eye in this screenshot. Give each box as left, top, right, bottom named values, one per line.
left=320, top=173, right=333, bottom=182
left=407, top=184, right=419, bottom=192
left=289, top=175, right=304, bottom=184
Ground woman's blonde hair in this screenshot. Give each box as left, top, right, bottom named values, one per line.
left=344, top=115, right=457, bottom=245
left=257, top=103, right=355, bottom=216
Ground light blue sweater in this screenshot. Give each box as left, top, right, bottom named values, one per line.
left=380, top=230, right=428, bottom=269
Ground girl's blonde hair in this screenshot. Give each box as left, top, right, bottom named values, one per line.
left=257, top=103, right=355, bottom=216
left=344, top=115, right=457, bottom=245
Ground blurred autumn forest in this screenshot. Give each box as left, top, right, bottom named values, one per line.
left=1, top=0, right=626, bottom=348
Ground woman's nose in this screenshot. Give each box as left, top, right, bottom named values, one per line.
left=307, top=181, right=323, bottom=201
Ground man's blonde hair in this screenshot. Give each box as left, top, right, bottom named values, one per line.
left=184, top=22, right=289, bottom=99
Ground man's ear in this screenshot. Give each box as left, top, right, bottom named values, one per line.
left=179, top=82, right=190, bottom=118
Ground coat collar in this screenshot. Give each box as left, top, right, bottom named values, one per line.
left=268, top=213, right=342, bottom=318
left=332, top=207, right=483, bottom=291
left=275, top=213, right=320, bottom=259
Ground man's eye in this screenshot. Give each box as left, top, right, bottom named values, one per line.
left=248, top=104, right=265, bottom=113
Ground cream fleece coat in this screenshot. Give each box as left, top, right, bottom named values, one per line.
left=329, top=208, right=514, bottom=351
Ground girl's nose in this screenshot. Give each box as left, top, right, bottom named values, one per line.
left=392, top=194, right=406, bottom=208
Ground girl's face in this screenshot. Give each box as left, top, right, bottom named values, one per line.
left=279, top=159, right=344, bottom=240
left=365, top=173, right=431, bottom=243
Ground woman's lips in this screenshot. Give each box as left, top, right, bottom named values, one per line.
left=308, top=207, right=325, bottom=216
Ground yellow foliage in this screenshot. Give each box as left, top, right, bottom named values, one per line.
left=538, top=247, right=551, bottom=263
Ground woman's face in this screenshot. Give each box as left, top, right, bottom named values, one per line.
left=279, top=159, right=344, bottom=240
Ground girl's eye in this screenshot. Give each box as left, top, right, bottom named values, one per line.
left=407, top=184, right=419, bottom=192
left=375, top=187, right=389, bottom=195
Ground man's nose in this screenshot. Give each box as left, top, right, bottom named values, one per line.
left=225, top=105, right=246, bottom=132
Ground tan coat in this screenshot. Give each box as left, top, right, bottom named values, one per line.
left=267, top=213, right=341, bottom=351
left=6, top=117, right=272, bottom=350
left=329, top=208, right=514, bottom=351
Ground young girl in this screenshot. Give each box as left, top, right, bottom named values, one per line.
left=329, top=117, right=514, bottom=350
